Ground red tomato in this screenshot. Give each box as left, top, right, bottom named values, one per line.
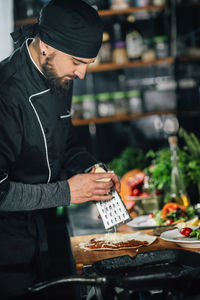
left=131, top=188, right=140, bottom=196
left=148, top=213, right=155, bottom=218
left=165, top=219, right=174, bottom=225
left=180, top=227, right=193, bottom=237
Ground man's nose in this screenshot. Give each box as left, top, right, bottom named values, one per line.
left=75, top=64, right=87, bottom=79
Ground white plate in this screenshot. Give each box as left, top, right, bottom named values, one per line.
left=160, top=228, right=200, bottom=248
left=128, top=215, right=157, bottom=229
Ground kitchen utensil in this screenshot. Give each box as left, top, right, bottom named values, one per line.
left=95, top=164, right=131, bottom=231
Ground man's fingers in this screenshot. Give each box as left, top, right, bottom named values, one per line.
left=92, top=172, right=113, bottom=180
left=110, top=173, right=121, bottom=193
left=94, top=181, right=113, bottom=190
left=92, top=194, right=113, bottom=201
left=94, top=189, right=112, bottom=196
left=93, top=172, right=121, bottom=193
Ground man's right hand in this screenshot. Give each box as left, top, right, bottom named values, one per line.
left=67, top=171, right=120, bottom=204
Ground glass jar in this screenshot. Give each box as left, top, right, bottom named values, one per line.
left=82, top=94, right=97, bottom=119
left=142, top=38, right=156, bottom=62
left=133, top=0, right=150, bottom=7
left=96, top=93, right=115, bottom=117
left=153, top=36, right=168, bottom=58
left=109, top=0, right=130, bottom=10
left=126, top=90, right=143, bottom=114
left=111, top=91, right=128, bottom=116
left=112, top=42, right=129, bottom=65
left=152, top=0, right=166, bottom=5
left=71, top=95, right=83, bottom=119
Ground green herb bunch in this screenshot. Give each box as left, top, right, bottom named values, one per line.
left=107, top=146, right=148, bottom=177
left=179, top=127, right=200, bottom=187
left=146, top=128, right=200, bottom=203
left=146, top=143, right=190, bottom=203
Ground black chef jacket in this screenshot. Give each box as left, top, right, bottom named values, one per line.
left=0, top=39, right=98, bottom=298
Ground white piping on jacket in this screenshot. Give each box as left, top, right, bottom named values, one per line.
left=29, top=90, right=51, bottom=183
left=26, top=38, right=45, bottom=77
left=59, top=111, right=71, bottom=119
left=0, top=173, right=8, bottom=184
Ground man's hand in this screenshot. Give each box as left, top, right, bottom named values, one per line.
left=67, top=171, right=120, bottom=205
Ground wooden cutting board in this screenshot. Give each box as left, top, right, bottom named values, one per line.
left=70, top=229, right=179, bottom=273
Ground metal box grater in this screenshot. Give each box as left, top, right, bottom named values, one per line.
left=94, top=164, right=131, bottom=231
left=96, top=190, right=132, bottom=231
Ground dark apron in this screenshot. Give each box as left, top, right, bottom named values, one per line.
left=0, top=209, right=80, bottom=300
left=0, top=211, right=48, bottom=299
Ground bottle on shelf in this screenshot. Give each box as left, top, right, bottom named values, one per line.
left=82, top=94, right=97, bottom=119
left=132, top=0, right=151, bottom=7
left=96, top=92, right=115, bottom=117
left=142, top=38, right=156, bottom=62
left=125, top=15, right=144, bottom=61
left=126, top=89, right=143, bottom=114
left=152, top=0, right=166, bottom=6
left=71, top=95, right=83, bottom=120
left=98, top=32, right=112, bottom=64
left=168, top=136, right=190, bottom=208
left=109, top=0, right=130, bottom=10
left=111, top=91, right=128, bottom=116
left=112, top=22, right=129, bottom=64
left=153, top=36, right=168, bottom=59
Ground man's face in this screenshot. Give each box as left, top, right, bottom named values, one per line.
left=41, top=49, right=96, bottom=95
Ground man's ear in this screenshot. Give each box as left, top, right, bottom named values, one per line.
left=39, top=40, right=51, bottom=56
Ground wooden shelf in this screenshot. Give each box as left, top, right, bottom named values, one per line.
left=177, top=56, right=200, bottom=63
left=177, top=2, right=200, bottom=8
left=72, top=110, right=177, bottom=126
left=98, top=5, right=167, bottom=17
left=87, top=57, right=174, bottom=72
left=14, top=5, right=167, bottom=26
left=15, top=17, right=37, bottom=26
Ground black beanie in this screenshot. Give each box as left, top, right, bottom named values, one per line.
left=38, top=0, right=103, bottom=58
left=11, top=0, right=103, bottom=58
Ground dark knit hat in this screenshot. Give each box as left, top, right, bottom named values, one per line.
left=11, top=0, right=103, bottom=58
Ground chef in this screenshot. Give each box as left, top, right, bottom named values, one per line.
left=0, top=0, right=120, bottom=298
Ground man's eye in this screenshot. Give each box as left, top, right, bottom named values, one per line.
left=73, top=61, right=79, bottom=66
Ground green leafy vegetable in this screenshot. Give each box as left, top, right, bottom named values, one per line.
left=179, top=127, right=200, bottom=187
left=153, top=206, right=195, bottom=226
left=190, top=228, right=200, bottom=240
left=107, top=146, right=148, bottom=177
left=146, top=128, right=200, bottom=203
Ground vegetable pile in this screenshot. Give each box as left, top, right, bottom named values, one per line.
left=146, top=128, right=200, bottom=203
left=107, top=147, right=148, bottom=178
left=153, top=202, right=195, bottom=226
left=180, top=227, right=200, bottom=240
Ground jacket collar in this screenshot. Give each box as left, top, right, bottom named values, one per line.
left=19, top=39, right=49, bottom=93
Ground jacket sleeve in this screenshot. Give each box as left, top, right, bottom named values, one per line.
left=0, top=97, right=70, bottom=211
left=61, top=120, right=99, bottom=177
left=61, top=85, right=100, bottom=177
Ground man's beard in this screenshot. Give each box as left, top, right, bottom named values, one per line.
left=41, top=56, right=74, bottom=96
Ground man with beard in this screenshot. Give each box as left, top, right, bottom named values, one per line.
left=0, top=0, right=120, bottom=299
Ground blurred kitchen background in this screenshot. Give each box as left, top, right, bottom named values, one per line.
left=8, top=0, right=200, bottom=163
left=2, top=0, right=200, bottom=236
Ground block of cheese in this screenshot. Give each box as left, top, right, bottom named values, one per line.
left=94, top=165, right=111, bottom=182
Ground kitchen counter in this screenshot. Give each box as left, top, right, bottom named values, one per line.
left=70, top=227, right=200, bottom=274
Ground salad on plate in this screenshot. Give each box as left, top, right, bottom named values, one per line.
left=160, top=226, right=200, bottom=248
left=128, top=202, right=200, bottom=229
